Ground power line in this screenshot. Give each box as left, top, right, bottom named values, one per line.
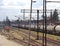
left=47, top=1, right=60, bottom=3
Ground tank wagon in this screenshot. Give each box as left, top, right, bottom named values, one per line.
left=11, top=24, right=60, bottom=35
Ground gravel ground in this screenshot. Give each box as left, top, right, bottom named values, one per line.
left=0, top=35, right=23, bottom=46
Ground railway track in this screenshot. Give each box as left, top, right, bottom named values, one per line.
left=1, top=27, right=60, bottom=46
left=11, top=29, right=42, bottom=46
left=21, top=29, right=60, bottom=46
left=11, top=27, right=60, bottom=46
left=2, top=28, right=42, bottom=46
left=21, top=31, right=60, bottom=46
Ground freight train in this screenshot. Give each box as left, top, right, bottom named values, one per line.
left=11, top=23, right=60, bottom=35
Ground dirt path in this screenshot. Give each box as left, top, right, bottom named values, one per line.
left=0, top=35, right=23, bottom=46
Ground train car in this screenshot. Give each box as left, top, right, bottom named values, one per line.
left=40, top=25, right=60, bottom=35
left=11, top=23, right=60, bottom=35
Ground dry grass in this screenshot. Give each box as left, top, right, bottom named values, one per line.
left=11, top=27, right=60, bottom=41
left=1, top=28, right=60, bottom=46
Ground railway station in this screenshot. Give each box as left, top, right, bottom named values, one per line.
left=0, top=0, right=60, bottom=46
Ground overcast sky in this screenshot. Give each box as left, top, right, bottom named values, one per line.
left=0, top=0, right=60, bottom=21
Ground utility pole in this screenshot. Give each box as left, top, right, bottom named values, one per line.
left=36, top=10, right=39, bottom=40
left=23, top=9, right=25, bottom=27
left=28, top=0, right=32, bottom=46
left=43, top=0, right=47, bottom=46
left=43, top=0, right=60, bottom=46
left=28, top=0, right=36, bottom=46
left=50, top=10, right=53, bottom=24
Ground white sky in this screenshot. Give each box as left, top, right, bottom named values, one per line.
left=0, top=0, right=42, bottom=21
left=1, top=0, right=60, bottom=9
left=1, top=0, right=39, bottom=9
left=0, top=0, right=60, bottom=21
left=47, top=0, right=60, bottom=9
left=1, top=0, right=30, bottom=9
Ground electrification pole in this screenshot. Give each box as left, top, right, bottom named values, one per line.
left=28, top=0, right=32, bottom=46
left=23, top=9, right=25, bottom=27
left=43, top=0, right=47, bottom=46
left=28, top=0, right=36, bottom=46
left=36, top=10, right=39, bottom=40
left=43, top=0, right=60, bottom=46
